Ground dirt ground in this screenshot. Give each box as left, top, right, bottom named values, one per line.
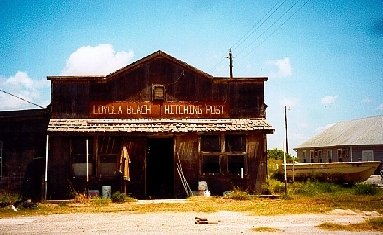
left=0, top=208, right=381, bottom=235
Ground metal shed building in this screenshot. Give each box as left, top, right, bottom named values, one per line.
left=294, top=115, right=383, bottom=170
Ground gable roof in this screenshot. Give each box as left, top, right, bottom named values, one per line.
left=295, top=115, right=383, bottom=149
left=48, top=50, right=268, bottom=82
left=108, top=50, right=213, bottom=79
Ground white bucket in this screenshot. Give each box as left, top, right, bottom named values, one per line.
left=101, top=186, right=111, bottom=199
left=198, top=181, right=208, bottom=191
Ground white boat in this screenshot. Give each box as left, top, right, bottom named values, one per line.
left=279, top=161, right=381, bottom=183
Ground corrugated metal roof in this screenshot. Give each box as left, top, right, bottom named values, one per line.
left=295, top=115, right=383, bottom=149
left=48, top=118, right=274, bottom=133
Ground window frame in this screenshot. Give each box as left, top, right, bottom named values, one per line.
left=361, top=150, right=374, bottom=161
left=70, top=137, right=94, bottom=176
left=200, top=134, right=247, bottom=176
left=152, top=84, right=165, bottom=101
left=201, top=154, right=222, bottom=174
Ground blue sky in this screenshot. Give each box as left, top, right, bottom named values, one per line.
left=1, top=0, right=382, bottom=153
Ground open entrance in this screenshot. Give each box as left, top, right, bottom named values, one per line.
left=146, top=138, right=174, bottom=198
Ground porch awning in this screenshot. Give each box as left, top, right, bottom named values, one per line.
left=48, top=118, right=274, bottom=133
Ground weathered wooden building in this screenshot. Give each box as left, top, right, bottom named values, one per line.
left=0, top=109, right=49, bottom=200
left=294, top=115, right=383, bottom=173
left=47, top=51, right=274, bottom=199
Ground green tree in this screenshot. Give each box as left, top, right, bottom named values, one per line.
left=267, top=148, right=294, bottom=163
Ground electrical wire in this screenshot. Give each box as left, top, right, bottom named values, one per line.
left=240, top=0, right=311, bottom=60
left=236, top=0, right=301, bottom=58
left=209, top=0, right=311, bottom=75
left=0, top=89, right=45, bottom=109
left=231, top=0, right=289, bottom=51
left=209, top=0, right=291, bottom=74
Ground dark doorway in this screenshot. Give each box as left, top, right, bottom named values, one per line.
left=146, top=138, right=174, bottom=198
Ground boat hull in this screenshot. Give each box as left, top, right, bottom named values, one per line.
left=279, top=161, right=381, bottom=183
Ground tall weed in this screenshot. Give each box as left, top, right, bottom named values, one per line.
left=224, top=187, right=250, bottom=200
left=292, top=182, right=343, bottom=196
left=261, top=178, right=285, bottom=195
left=353, top=183, right=379, bottom=196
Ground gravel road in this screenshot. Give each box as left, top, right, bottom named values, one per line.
left=1, top=208, right=381, bottom=235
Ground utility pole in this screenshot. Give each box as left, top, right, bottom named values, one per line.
left=285, top=106, right=294, bottom=182
left=284, top=106, right=289, bottom=158
left=228, top=49, right=233, bottom=79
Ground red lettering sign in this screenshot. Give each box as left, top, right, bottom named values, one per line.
left=90, top=102, right=228, bottom=118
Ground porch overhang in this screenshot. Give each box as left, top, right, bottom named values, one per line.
left=48, top=118, right=274, bottom=134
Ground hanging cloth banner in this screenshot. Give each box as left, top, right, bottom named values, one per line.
left=120, top=146, right=131, bottom=181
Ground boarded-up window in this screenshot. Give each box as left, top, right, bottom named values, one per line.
left=202, top=155, right=220, bottom=174
left=152, top=84, right=165, bottom=101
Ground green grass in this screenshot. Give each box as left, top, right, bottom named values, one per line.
left=317, top=217, right=383, bottom=232
left=1, top=182, right=382, bottom=218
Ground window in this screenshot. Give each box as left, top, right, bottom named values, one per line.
left=225, top=135, right=246, bottom=152
left=226, top=135, right=246, bottom=175
left=337, top=149, right=346, bottom=162
left=71, top=137, right=93, bottom=176
left=201, top=135, right=220, bottom=152
left=202, top=155, right=220, bottom=174
left=318, top=150, right=322, bottom=163
left=227, top=155, right=245, bottom=175
left=302, top=150, right=307, bottom=163
left=98, top=137, right=122, bottom=176
left=152, top=84, right=165, bottom=101
left=200, top=134, right=247, bottom=175
left=362, top=150, right=374, bottom=161
left=71, top=137, right=93, bottom=163
left=327, top=150, right=332, bottom=163
left=310, top=150, right=314, bottom=163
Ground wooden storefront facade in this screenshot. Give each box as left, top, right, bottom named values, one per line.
left=47, top=51, right=274, bottom=199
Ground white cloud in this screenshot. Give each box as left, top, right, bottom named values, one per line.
left=267, top=57, right=292, bottom=78
left=321, top=95, right=337, bottom=105
left=0, top=71, right=50, bottom=110
left=61, top=44, right=134, bottom=75
left=377, top=103, right=383, bottom=110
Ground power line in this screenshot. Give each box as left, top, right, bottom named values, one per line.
left=237, top=0, right=301, bottom=58
left=241, top=0, right=311, bottom=60
left=230, top=0, right=288, bottom=51
left=0, top=89, right=45, bottom=109
left=209, top=0, right=291, bottom=75
left=259, top=0, right=311, bottom=48
left=209, top=0, right=310, bottom=75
